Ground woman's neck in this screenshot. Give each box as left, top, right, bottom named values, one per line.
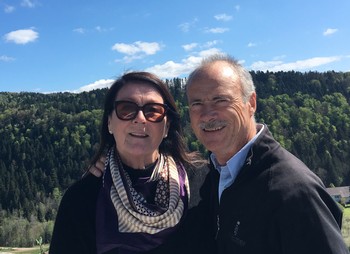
left=118, top=151, right=159, bottom=170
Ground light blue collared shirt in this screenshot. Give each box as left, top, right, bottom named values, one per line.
left=210, top=124, right=264, bottom=201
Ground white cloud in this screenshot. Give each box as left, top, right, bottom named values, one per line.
left=71, top=79, right=114, bottom=93
left=203, top=40, right=220, bottom=48
left=179, top=22, right=191, bottom=33
left=95, top=26, right=103, bottom=32
left=4, top=29, right=38, bottom=44
left=198, top=48, right=223, bottom=58
left=250, top=56, right=342, bottom=71
left=73, top=26, right=114, bottom=34
left=323, top=28, right=338, bottom=36
left=238, top=59, right=245, bottom=65
left=95, top=26, right=114, bottom=32
left=247, top=42, right=257, bottom=47
left=135, top=42, right=162, bottom=55
left=112, top=41, right=162, bottom=63
left=178, top=18, right=198, bottom=32
left=73, top=28, right=86, bottom=34
left=214, top=14, right=233, bottom=22
left=146, top=61, right=193, bottom=78
left=250, top=60, right=283, bottom=70
left=145, top=48, right=222, bottom=78
left=0, top=55, right=15, bottom=62
left=119, top=54, right=145, bottom=63
left=205, top=27, right=229, bottom=34
left=74, top=48, right=225, bottom=92
left=21, top=0, right=37, bottom=8
left=235, top=5, right=240, bottom=11
left=4, top=5, right=15, bottom=13
left=182, top=43, right=198, bottom=51
left=182, top=41, right=220, bottom=52
left=272, top=55, right=287, bottom=61
left=112, top=41, right=161, bottom=55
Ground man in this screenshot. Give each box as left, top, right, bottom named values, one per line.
left=185, top=53, right=349, bottom=253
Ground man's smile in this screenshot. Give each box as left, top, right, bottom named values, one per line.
left=202, top=126, right=225, bottom=132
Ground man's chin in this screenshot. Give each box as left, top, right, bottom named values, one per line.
left=201, top=140, right=220, bottom=152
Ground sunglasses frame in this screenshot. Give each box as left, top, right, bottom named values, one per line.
left=114, top=100, right=169, bottom=122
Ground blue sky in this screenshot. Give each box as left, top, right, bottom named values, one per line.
left=1, top=0, right=349, bottom=93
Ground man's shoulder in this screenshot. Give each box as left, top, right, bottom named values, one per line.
left=264, top=148, right=327, bottom=203
left=252, top=134, right=324, bottom=192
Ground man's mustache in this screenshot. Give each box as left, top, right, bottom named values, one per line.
left=198, top=120, right=227, bottom=130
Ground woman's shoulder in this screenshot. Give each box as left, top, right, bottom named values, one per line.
left=61, top=174, right=102, bottom=205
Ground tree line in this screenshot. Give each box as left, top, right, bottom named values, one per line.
left=0, top=70, right=349, bottom=246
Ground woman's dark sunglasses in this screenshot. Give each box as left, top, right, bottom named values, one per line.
left=114, top=100, right=168, bottom=123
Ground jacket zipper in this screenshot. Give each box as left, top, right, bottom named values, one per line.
left=215, top=214, right=220, bottom=239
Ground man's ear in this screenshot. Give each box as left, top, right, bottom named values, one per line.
left=248, top=92, right=257, bottom=116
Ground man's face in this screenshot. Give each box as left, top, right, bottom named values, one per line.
left=187, top=62, right=256, bottom=164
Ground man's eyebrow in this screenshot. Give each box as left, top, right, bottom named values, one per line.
left=188, top=98, right=202, bottom=104
left=189, top=95, right=229, bottom=103
left=212, top=95, right=230, bottom=100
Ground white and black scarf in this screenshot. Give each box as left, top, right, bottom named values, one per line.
left=96, top=146, right=190, bottom=253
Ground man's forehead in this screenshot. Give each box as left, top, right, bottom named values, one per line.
left=187, top=85, right=229, bottom=102
left=221, top=65, right=236, bottom=78
left=187, top=63, right=239, bottom=94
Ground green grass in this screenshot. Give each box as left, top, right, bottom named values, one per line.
left=1, top=209, right=349, bottom=253
left=341, top=206, right=350, bottom=248
left=0, top=245, right=49, bottom=254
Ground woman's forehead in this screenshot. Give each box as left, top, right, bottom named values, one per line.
left=116, top=82, right=164, bottom=101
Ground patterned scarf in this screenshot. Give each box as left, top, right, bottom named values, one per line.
left=96, top=146, right=190, bottom=253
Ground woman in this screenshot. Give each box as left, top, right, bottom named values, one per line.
left=49, top=71, right=202, bottom=254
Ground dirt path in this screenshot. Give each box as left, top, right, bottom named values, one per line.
left=9, top=248, right=37, bottom=252
left=0, top=247, right=48, bottom=253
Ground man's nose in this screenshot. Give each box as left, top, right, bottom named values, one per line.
left=200, top=103, right=217, bottom=119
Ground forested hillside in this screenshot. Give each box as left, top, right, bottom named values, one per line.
left=0, top=70, right=350, bottom=246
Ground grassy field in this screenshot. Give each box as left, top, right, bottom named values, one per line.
left=0, top=245, right=49, bottom=254
left=1, top=208, right=350, bottom=253
left=341, top=206, right=350, bottom=247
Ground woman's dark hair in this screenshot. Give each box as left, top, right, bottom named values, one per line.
left=88, top=71, right=197, bottom=171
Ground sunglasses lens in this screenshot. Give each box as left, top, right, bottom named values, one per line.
left=115, top=101, right=167, bottom=122
left=144, top=104, right=166, bottom=122
left=115, top=102, right=138, bottom=120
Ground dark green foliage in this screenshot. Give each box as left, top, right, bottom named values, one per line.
left=0, top=71, right=349, bottom=246
left=253, top=71, right=350, bottom=186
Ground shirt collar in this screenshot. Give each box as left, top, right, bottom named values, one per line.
left=210, top=124, right=264, bottom=201
left=210, top=124, right=264, bottom=173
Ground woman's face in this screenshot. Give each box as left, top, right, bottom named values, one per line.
left=108, top=82, right=169, bottom=167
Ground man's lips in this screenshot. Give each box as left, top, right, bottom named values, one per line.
left=202, top=126, right=225, bottom=132
left=199, top=120, right=227, bottom=132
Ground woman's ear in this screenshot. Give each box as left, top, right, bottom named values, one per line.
left=164, top=122, right=170, bottom=138
left=108, top=117, right=112, bottom=134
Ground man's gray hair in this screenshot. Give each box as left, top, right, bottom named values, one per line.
left=187, top=53, right=255, bottom=103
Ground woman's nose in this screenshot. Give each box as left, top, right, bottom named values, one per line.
left=133, top=110, right=146, bottom=123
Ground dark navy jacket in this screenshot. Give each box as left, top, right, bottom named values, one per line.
left=187, top=124, right=348, bottom=254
